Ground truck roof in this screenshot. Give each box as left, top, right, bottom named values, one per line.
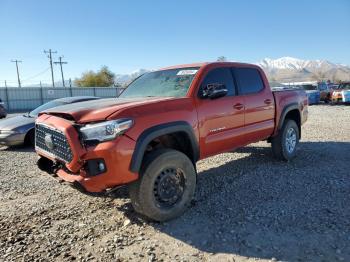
left=159, top=61, right=260, bottom=70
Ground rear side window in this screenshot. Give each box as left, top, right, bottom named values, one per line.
left=200, top=67, right=236, bottom=96
left=234, top=68, right=264, bottom=95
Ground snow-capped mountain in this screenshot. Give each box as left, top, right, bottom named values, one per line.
left=257, top=57, right=344, bottom=71
left=115, top=69, right=150, bottom=84
left=257, top=57, right=350, bottom=82
left=259, top=57, right=306, bottom=70
left=116, top=57, right=350, bottom=85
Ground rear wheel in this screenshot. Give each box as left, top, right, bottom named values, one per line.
left=271, top=119, right=299, bottom=161
left=128, top=149, right=196, bottom=221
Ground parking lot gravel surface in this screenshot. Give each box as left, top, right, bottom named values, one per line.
left=0, top=105, right=349, bottom=262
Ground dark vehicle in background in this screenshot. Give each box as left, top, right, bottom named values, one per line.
left=0, top=100, right=6, bottom=119
left=318, top=82, right=332, bottom=103
left=0, top=96, right=98, bottom=147
left=329, top=84, right=339, bottom=90
left=338, top=82, right=350, bottom=90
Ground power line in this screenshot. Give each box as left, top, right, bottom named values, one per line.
left=21, top=67, right=50, bottom=82
left=3, top=67, right=51, bottom=83
left=54, top=56, right=68, bottom=87
left=11, top=59, right=22, bottom=88
left=44, top=49, right=57, bottom=87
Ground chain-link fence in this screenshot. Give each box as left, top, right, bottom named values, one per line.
left=0, top=87, right=123, bottom=112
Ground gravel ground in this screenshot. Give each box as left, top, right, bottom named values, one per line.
left=0, top=105, right=349, bottom=262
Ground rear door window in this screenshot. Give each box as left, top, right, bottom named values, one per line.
left=234, top=68, right=264, bottom=95
left=200, top=67, right=236, bottom=96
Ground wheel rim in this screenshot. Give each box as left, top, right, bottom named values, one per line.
left=285, top=127, right=297, bottom=154
left=153, top=167, right=185, bottom=208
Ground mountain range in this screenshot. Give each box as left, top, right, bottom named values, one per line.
left=24, top=57, right=349, bottom=87
left=33, top=57, right=347, bottom=87
left=114, top=57, right=350, bottom=85
left=256, top=57, right=350, bottom=83
left=115, top=69, right=150, bottom=85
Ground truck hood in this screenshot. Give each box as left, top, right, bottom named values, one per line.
left=42, top=97, right=176, bottom=123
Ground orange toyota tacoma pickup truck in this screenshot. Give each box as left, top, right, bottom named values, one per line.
left=35, top=62, right=308, bottom=221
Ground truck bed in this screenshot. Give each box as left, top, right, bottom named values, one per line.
left=272, top=88, right=308, bottom=136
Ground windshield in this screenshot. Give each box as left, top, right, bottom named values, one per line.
left=29, top=100, right=65, bottom=117
left=339, top=83, right=350, bottom=90
left=120, top=67, right=199, bottom=98
left=318, top=83, right=328, bottom=90
left=302, top=85, right=317, bottom=91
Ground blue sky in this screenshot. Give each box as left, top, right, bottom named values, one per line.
left=0, top=0, right=349, bottom=85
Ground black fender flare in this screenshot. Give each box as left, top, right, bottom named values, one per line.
left=129, top=121, right=199, bottom=173
left=278, top=103, right=301, bottom=136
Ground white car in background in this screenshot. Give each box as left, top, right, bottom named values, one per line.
left=0, top=96, right=99, bottom=147
left=332, top=82, right=350, bottom=103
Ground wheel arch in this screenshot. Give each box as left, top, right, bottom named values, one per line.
left=278, top=103, right=301, bottom=138
left=129, top=121, right=199, bottom=173
left=24, top=128, right=35, bottom=145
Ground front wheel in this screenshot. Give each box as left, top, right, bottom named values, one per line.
left=271, top=119, right=299, bottom=161
left=128, top=149, right=196, bottom=222
left=25, top=129, right=35, bottom=147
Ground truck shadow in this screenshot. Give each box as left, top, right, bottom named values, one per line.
left=119, top=141, right=350, bottom=261
left=0, top=145, right=35, bottom=152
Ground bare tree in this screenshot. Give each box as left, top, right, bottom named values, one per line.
left=217, top=56, right=228, bottom=62
left=269, top=76, right=277, bottom=82
left=311, top=69, right=327, bottom=82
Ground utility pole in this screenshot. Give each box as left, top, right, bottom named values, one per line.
left=44, top=49, right=57, bottom=87
left=54, top=56, right=68, bottom=87
left=4, top=80, right=7, bottom=88
left=69, top=78, right=72, bottom=88
left=11, top=59, right=22, bottom=88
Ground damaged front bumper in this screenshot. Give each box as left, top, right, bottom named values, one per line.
left=35, top=114, right=139, bottom=193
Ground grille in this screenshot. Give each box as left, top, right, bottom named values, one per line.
left=35, top=124, right=73, bottom=163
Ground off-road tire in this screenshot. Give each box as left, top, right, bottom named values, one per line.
left=128, top=149, right=196, bottom=222
left=271, top=119, right=299, bottom=161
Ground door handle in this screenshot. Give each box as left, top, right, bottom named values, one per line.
left=264, top=99, right=272, bottom=105
left=233, top=103, right=244, bottom=110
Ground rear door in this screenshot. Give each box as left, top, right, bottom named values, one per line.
left=196, top=67, right=245, bottom=158
left=233, top=67, right=275, bottom=143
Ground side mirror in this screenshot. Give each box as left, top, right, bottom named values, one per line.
left=202, top=83, right=228, bottom=99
